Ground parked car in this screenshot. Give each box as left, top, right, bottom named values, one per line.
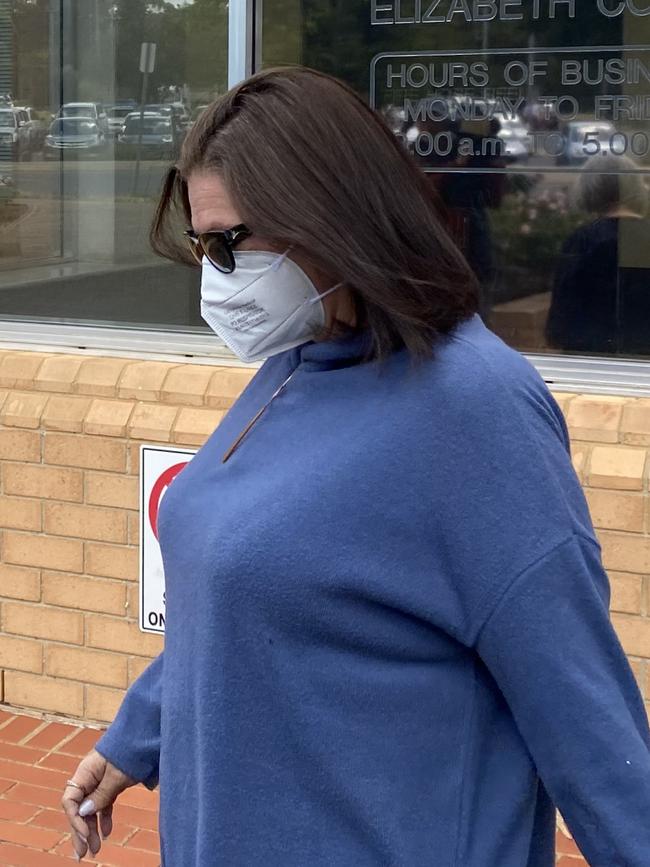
left=44, top=117, right=107, bottom=159
left=496, top=117, right=532, bottom=164
left=0, top=107, right=30, bottom=160
left=168, top=101, right=191, bottom=130
left=145, top=103, right=191, bottom=131
left=105, top=102, right=137, bottom=137
left=144, top=103, right=173, bottom=117
left=116, top=112, right=181, bottom=160
left=56, top=102, right=108, bottom=133
left=556, top=121, right=617, bottom=166
left=13, top=106, right=46, bottom=152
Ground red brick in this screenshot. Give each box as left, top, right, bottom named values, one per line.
left=58, top=727, right=105, bottom=757
left=0, top=716, right=44, bottom=744
left=50, top=846, right=101, bottom=866
left=37, top=752, right=80, bottom=775
left=0, top=778, right=17, bottom=796
left=556, top=831, right=583, bottom=857
left=0, top=840, right=93, bottom=866
left=115, top=785, right=159, bottom=811
left=3, top=783, right=63, bottom=809
left=24, top=722, right=77, bottom=752
left=557, top=858, right=588, bottom=866
left=0, top=816, right=64, bottom=849
left=81, top=839, right=160, bottom=866
left=0, top=799, right=38, bottom=822
left=113, top=804, right=158, bottom=833
left=0, top=758, right=69, bottom=790
left=28, top=808, right=71, bottom=833
left=0, top=711, right=17, bottom=727
left=0, top=743, right=47, bottom=765
left=127, top=828, right=160, bottom=852
left=103, top=823, right=142, bottom=847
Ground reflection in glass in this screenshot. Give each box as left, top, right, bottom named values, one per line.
left=259, top=1, right=650, bottom=359
left=1, top=0, right=228, bottom=330
left=546, top=154, right=650, bottom=355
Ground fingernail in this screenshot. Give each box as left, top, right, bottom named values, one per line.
left=78, top=798, right=95, bottom=817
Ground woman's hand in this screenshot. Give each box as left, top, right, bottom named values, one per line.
left=61, top=748, right=138, bottom=861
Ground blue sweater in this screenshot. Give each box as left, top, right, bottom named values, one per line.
left=95, top=313, right=650, bottom=866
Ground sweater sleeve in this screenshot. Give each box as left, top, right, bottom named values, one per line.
left=93, top=651, right=163, bottom=791
left=475, top=532, right=650, bottom=866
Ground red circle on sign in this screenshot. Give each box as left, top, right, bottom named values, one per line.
left=148, top=462, right=188, bottom=541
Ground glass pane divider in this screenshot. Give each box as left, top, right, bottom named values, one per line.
left=228, top=0, right=255, bottom=88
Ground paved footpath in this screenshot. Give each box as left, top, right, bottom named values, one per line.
left=0, top=706, right=587, bottom=865
left=0, top=708, right=159, bottom=865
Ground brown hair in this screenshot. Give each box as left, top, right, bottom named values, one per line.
left=151, top=66, right=479, bottom=365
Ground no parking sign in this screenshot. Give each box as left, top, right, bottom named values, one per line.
left=140, top=445, right=196, bottom=633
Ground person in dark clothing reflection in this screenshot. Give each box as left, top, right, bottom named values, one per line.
left=418, top=115, right=507, bottom=321
left=546, top=154, right=650, bottom=355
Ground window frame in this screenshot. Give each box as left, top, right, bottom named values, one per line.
left=3, top=0, right=650, bottom=395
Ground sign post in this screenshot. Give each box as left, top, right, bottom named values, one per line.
left=133, top=41, right=156, bottom=195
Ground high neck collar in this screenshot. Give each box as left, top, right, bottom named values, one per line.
left=297, top=326, right=374, bottom=371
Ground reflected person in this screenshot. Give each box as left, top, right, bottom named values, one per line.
left=546, top=153, right=650, bottom=354
left=60, top=68, right=650, bottom=866
left=422, top=114, right=506, bottom=319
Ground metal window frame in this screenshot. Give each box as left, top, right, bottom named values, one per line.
left=228, top=0, right=255, bottom=86
left=3, top=0, right=650, bottom=395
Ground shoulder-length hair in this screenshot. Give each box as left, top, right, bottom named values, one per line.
left=151, top=66, right=479, bottom=365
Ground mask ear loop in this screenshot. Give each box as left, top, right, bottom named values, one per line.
left=269, top=247, right=293, bottom=272
left=307, top=282, right=343, bottom=305
left=244, top=282, right=344, bottom=360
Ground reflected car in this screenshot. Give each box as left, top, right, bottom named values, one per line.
left=44, top=117, right=107, bottom=158
left=144, top=103, right=173, bottom=116
left=0, top=107, right=30, bottom=160
left=556, top=121, right=617, bottom=166
left=14, top=106, right=46, bottom=152
left=496, top=118, right=532, bottom=164
left=172, top=103, right=191, bottom=131
left=190, top=103, right=211, bottom=126
left=146, top=102, right=191, bottom=130
left=116, top=112, right=180, bottom=160
left=57, top=102, right=108, bottom=133
left=106, top=103, right=137, bottom=137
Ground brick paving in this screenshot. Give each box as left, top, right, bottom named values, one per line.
left=0, top=708, right=159, bottom=865
left=0, top=705, right=589, bottom=865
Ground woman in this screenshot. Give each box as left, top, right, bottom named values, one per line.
left=546, top=152, right=650, bottom=355
left=61, top=67, right=650, bottom=865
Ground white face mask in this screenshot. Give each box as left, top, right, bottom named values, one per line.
left=200, top=249, right=342, bottom=363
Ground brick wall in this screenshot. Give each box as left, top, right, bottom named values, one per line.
left=0, top=351, right=645, bottom=725
left=0, top=350, right=255, bottom=722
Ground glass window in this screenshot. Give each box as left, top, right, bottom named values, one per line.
left=257, top=3, right=650, bottom=359
left=2, top=0, right=228, bottom=332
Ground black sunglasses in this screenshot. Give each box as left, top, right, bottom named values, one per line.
left=184, top=224, right=252, bottom=273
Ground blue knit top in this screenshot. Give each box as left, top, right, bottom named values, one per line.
left=95, top=313, right=650, bottom=866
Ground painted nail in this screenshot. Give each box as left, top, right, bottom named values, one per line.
left=78, top=798, right=95, bottom=817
